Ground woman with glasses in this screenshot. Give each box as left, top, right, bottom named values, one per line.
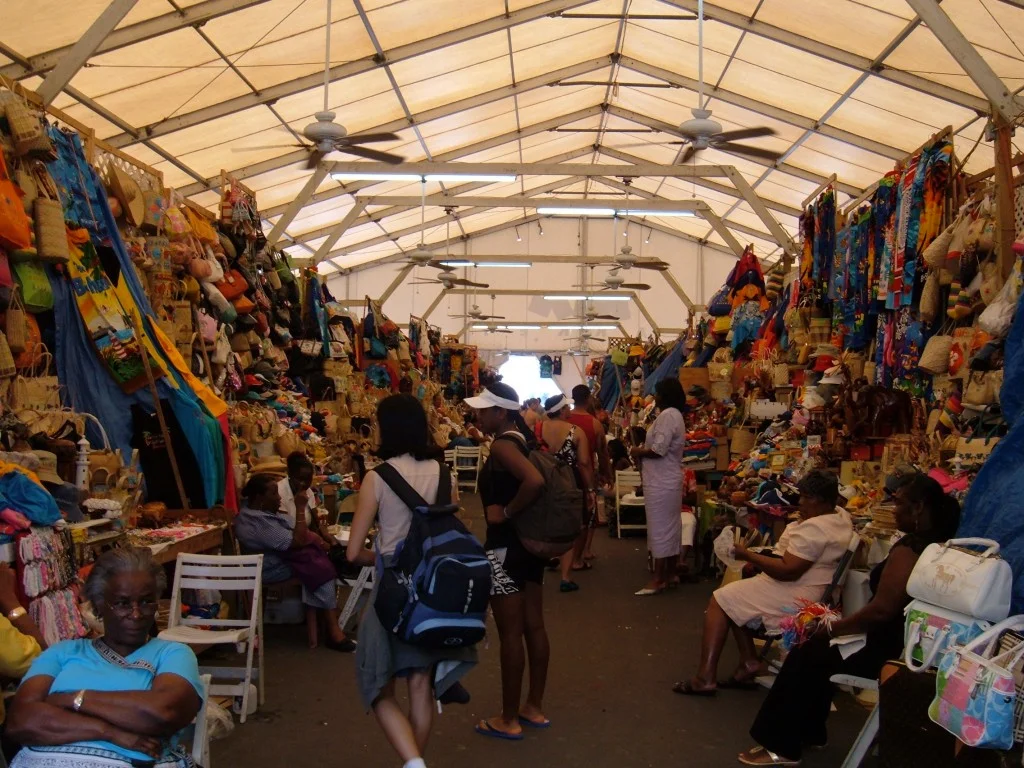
left=5, top=548, right=203, bottom=768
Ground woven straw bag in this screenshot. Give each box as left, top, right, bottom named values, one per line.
left=919, top=334, right=953, bottom=375
left=0, top=330, right=16, bottom=379
left=3, top=97, right=53, bottom=158
left=34, top=196, right=69, bottom=264
left=5, top=287, right=27, bottom=355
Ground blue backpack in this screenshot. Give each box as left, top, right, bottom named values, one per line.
left=373, top=461, right=491, bottom=648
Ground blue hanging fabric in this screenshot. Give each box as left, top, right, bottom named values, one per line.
left=644, top=340, right=685, bottom=396
left=599, top=357, right=621, bottom=412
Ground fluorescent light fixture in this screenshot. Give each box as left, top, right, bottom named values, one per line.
left=505, top=324, right=542, bottom=330
left=620, top=209, right=696, bottom=217
left=331, top=172, right=516, bottom=183
left=438, top=261, right=532, bottom=268
left=549, top=325, right=617, bottom=330
left=332, top=172, right=420, bottom=182
left=537, top=207, right=616, bottom=216
left=544, top=294, right=631, bottom=302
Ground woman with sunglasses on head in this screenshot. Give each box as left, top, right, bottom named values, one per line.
left=6, top=548, right=202, bottom=768
left=737, top=473, right=961, bottom=766
left=465, top=384, right=548, bottom=741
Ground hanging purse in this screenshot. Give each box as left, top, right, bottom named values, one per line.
left=907, top=537, right=1012, bottom=622
left=919, top=333, right=953, bottom=375
left=13, top=261, right=53, bottom=312
left=5, top=287, right=27, bottom=355
left=0, top=148, right=32, bottom=252
left=964, top=370, right=998, bottom=407
left=4, top=97, right=54, bottom=159
left=196, top=310, right=217, bottom=344
left=216, top=269, right=248, bottom=301
left=33, top=171, right=70, bottom=264
left=904, top=600, right=991, bottom=672
left=232, top=295, right=256, bottom=314
left=928, top=615, right=1024, bottom=749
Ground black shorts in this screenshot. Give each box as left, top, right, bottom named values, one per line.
left=486, top=536, right=546, bottom=596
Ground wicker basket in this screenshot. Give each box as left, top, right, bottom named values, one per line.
left=3, top=98, right=53, bottom=158
left=0, top=331, right=16, bottom=378
left=34, top=197, right=70, bottom=263
left=5, top=288, right=27, bottom=355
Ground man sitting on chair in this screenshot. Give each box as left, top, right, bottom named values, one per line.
left=235, top=474, right=356, bottom=653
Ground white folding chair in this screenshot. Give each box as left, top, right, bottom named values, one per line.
left=443, top=449, right=456, bottom=468
left=338, top=565, right=374, bottom=633
left=455, top=446, right=482, bottom=493
left=830, top=674, right=879, bottom=768
left=190, top=674, right=212, bottom=768
left=614, top=469, right=645, bottom=538
left=159, top=554, right=264, bottom=724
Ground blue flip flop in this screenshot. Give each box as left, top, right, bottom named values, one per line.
left=475, top=721, right=524, bottom=741
left=518, top=716, right=551, bottom=729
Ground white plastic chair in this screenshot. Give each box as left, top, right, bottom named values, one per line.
left=454, top=446, right=482, bottom=493
left=443, top=449, right=456, bottom=468
left=190, top=674, right=212, bottom=767
left=830, top=674, right=879, bottom=768
left=614, top=469, right=645, bottom=538
left=158, top=553, right=264, bottom=724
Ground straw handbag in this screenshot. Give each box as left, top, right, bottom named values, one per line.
left=5, top=287, right=27, bottom=355
left=81, top=412, right=121, bottom=488
left=9, top=349, right=59, bottom=410
left=3, top=97, right=54, bottom=158
left=0, top=330, right=16, bottom=379
left=275, top=430, right=304, bottom=458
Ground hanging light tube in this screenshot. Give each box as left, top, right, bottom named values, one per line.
left=620, top=209, right=695, bottom=217
left=544, top=294, right=631, bottom=301
left=537, top=207, right=616, bottom=216
left=332, top=172, right=517, bottom=182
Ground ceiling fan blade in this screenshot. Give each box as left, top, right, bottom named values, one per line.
left=480, top=314, right=505, bottom=320
left=621, top=282, right=652, bottom=290
left=714, top=142, right=784, bottom=161
left=496, top=329, right=514, bottom=334
left=340, top=145, right=405, bottom=164
left=714, top=126, right=776, bottom=142
left=678, top=144, right=697, bottom=164
left=592, top=314, right=619, bottom=320
left=453, top=279, right=490, bottom=288
left=633, top=260, right=670, bottom=271
left=410, top=280, right=440, bottom=285
left=232, top=143, right=308, bottom=151
left=615, top=140, right=687, bottom=149
left=342, top=132, right=400, bottom=144
left=305, top=149, right=325, bottom=170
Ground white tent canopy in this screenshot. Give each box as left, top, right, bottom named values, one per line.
left=4, top=0, right=1022, bottom=348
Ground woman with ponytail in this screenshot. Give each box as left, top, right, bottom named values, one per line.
left=464, top=383, right=549, bottom=741
left=738, top=473, right=961, bottom=766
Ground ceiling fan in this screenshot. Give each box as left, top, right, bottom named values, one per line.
left=567, top=304, right=620, bottom=322
left=450, top=304, right=505, bottom=321
left=600, top=269, right=651, bottom=291
left=397, top=186, right=450, bottom=269
left=595, top=244, right=669, bottom=272
left=479, top=323, right=513, bottom=335
left=411, top=272, right=488, bottom=290
left=619, top=0, right=781, bottom=165
left=232, top=0, right=404, bottom=169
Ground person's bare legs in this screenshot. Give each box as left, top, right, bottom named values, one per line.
left=583, top=526, right=597, bottom=560
left=372, top=681, right=422, bottom=763
left=559, top=532, right=587, bottom=585
left=728, top=623, right=765, bottom=682
left=638, top=556, right=671, bottom=592
left=519, top=581, right=550, bottom=724
left=322, top=607, right=349, bottom=644
left=480, top=593, right=525, bottom=736
left=666, top=554, right=681, bottom=586
left=407, top=670, right=434, bottom=752
left=689, top=596, right=732, bottom=690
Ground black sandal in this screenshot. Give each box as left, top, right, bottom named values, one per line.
left=671, top=680, right=716, bottom=697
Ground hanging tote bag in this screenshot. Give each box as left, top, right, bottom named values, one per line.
left=0, top=148, right=31, bottom=252
left=904, top=599, right=991, bottom=672
left=5, top=287, right=27, bottom=355
left=13, top=260, right=53, bottom=312
left=919, top=333, right=953, bottom=375
left=907, top=538, right=1013, bottom=622
left=928, top=615, right=1024, bottom=749
left=0, top=330, right=16, bottom=379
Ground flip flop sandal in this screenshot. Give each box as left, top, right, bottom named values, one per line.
left=671, top=680, right=716, bottom=697
left=518, top=715, right=551, bottom=729
left=560, top=580, right=580, bottom=593
left=717, top=677, right=760, bottom=690
left=737, top=746, right=800, bottom=766
left=571, top=562, right=593, bottom=571
left=475, top=721, right=524, bottom=741
left=634, top=587, right=664, bottom=596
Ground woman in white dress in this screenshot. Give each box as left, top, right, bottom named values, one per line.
left=672, top=470, right=853, bottom=696
left=630, top=379, right=688, bottom=596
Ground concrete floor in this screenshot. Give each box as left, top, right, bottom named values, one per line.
left=212, top=497, right=869, bottom=768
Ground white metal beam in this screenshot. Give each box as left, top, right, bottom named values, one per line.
left=659, top=0, right=990, bottom=114
left=37, top=0, right=139, bottom=105
left=355, top=195, right=705, bottom=211
left=905, top=0, right=1024, bottom=122
left=721, top=167, right=799, bottom=255
left=420, top=290, right=449, bottom=322
left=380, top=265, right=415, bottom=304
left=327, top=160, right=730, bottom=178
left=312, top=202, right=367, bottom=264
left=265, top=167, right=328, bottom=248
left=619, top=57, right=907, bottom=161
left=1, top=0, right=271, bottom=80
left=110, top=1, right=603, bottom=150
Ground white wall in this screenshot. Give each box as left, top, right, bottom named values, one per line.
left=325, top=217, right=737, bottom=353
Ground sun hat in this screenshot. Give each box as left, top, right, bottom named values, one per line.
left=31, top=450, right=63, bottom=485
left=545, top=393, right=569, bottom=415
left=464, top=389, right=521, bottom=411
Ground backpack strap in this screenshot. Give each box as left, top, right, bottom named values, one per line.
left=373, top=461, right=452, bottom=513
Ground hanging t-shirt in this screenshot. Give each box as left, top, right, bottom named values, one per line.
left=552, top=356, right=562, bottom=375
left=130, top=401, right=204, bottom=509
left=539, top=355, right=553, bottom=379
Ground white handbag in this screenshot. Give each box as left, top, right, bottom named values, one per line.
left=907, top=537, right=1013, bottom=622
left=903, top=599, right=990, bottom=672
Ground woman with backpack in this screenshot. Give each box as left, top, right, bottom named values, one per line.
left=465, top=383, right=548, bottom=741
left=536, top=393, right=594, bottom=593
left=346, top=394, right=478, bottom=768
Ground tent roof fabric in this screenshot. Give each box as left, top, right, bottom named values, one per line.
left=4, top=0, right=1021, bottom=272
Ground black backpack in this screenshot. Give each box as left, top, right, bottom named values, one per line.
left=373, top=462, right=491, bottom=648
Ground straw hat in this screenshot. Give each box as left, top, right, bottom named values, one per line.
left=107, top=166, right=145, bottom=227
left=31, top=450, right=63, bottom=485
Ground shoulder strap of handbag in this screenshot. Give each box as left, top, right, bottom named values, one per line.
left=374, top=460, right=451, bottom=513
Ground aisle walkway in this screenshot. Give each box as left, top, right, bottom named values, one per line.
left=213, top=497, right=869, bottom=767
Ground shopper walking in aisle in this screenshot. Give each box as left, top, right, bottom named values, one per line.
left=345, top=395, right=477, bottom=768
left=535, top=394, right=594, bottom=593
left=568, top=385, right=610, bottom=563
left=466, top=383, right=548, bottom=741
left=631, top=378, right=687, bottom=595
left=738, top=474, right=960, bottom=766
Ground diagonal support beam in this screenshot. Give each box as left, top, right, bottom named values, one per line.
left=420, top=290, right=449, bottom=322
left=265, top=167, right=328, bottom=248
left=111, top=1, right=603, bottom=150
left=660, top=270, right=694, bottom=312
left=312, top=202, right=367, bottom=264
left=698, top=208, right=744, bottom=256
left=37, top=0, right=139, bottom=105
left=1, top=0, right=271, bottom=80
left=721, top=168, right=799, bottom=255
left=904, top=0, right=1024, bottom=122
left=381, top=265, right=415, bottom=304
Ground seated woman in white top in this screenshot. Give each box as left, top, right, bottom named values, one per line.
left=673, top=470, right=853, bottom=696
left=347, top=394, right=477, bottom=768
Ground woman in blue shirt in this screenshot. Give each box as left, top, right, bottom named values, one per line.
left=6, top=548, right=203, bottom=768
